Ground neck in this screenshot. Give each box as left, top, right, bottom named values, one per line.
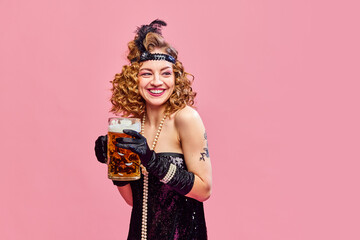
left=145, top=104, right=167, bottom=126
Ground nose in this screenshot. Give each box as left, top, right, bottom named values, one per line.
left=150, top=73, right=163, bottom=86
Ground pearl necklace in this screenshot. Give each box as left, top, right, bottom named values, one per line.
left=140, top=113, right=167, bottom=240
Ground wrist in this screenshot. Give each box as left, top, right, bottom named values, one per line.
left=146, top=153, right=170, bottom=179
left=112, top=180, right=130, bottom=187
left=160, top=163, right=177, bottom=184
left=142, top=150, right=155, bottom=168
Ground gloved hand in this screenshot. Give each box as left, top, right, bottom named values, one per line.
left=116, top=129, right=195, bottom=195
left=115, top=129, right=155, bottom=167
left=94, top=135, right=129, bottom=187
left=95, top=135, right=107, bottom=164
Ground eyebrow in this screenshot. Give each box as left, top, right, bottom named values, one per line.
left=139, top=66, right=172, bottom=71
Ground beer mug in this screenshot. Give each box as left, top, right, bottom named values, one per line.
left=107, top=117, right=141, bottom=181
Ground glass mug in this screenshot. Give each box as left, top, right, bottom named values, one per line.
left=107, top=117, right=141, bottom=181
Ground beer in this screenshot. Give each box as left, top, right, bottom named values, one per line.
left=107, top=118, right=141, bottom=181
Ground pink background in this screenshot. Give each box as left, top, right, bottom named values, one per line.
left=1, top=0, right=359, bottom=239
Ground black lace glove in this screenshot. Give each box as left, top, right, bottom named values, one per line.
left=116, top=129, right=195, bottom=195
left=94, top=135, right=129, bottom=187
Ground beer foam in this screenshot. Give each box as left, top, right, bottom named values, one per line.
left=108, top=119, right=141, bottom=133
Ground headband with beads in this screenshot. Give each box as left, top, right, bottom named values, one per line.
left=137, top=51, right=176, bottom=64
left=131, top=19, right=176, bottom=64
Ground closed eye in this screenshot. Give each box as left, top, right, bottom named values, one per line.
left=162, top=72, right=172, bottom=76
left=139, top=72, right=152, bottom=76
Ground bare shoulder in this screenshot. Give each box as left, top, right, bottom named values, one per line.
left=174, top=106, right=202, bottom=127
left=173, top=106, right=205, bottom=139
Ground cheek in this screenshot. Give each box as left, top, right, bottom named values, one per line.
left=167, top=77, right=176, bottom=90
left=137, top=79, right=147, bottom=96
left=138, top=77, right=148, bottom=88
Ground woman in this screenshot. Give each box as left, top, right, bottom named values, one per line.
left=95, top=20, right=212, bottom=240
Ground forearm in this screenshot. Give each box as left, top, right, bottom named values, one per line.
left=161, top=166, right=211, bottom=202
left=145, top=153, right=193, bottom=195
left=116, top=184, right=133, bottom=206
left=147, top=155, right=211, bottom=201
left=185, top=174, right=211, bottom=202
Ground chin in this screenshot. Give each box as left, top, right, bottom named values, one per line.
left=144, top=95, right=171, bottom=107
left=146, top=100, right=168, bottom=107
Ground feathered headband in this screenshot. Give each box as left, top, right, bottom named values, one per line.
left=131, top=19, right=176, bottom=64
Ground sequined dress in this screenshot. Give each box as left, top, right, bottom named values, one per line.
left=127, top=152, right=207, bottom=240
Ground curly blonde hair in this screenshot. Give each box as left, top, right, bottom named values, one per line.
left=110, top=32, right=196, bottom=118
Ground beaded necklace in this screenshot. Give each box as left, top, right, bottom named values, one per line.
left=140, top=113, right=167, bottom=240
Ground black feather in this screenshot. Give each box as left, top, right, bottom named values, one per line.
left=134, top=19, right=167, bottom=53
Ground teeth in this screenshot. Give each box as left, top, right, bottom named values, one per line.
left=149, top=89, right=164, bottom=94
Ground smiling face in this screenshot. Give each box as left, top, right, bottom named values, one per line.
left=137, top=52, right=175, bottom=109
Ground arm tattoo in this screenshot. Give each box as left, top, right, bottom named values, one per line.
left=199, top=132, right=210, bottom=161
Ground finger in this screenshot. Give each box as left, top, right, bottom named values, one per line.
left=95, top=135, right=107, bottom=145
left=116, top=143, right=135, bottom=151
left=95, top=145, right=107, bottom=164
left=95, top=135, right=107, bottom=153
left=116, top=137, right=143, bottom=144
left=123, top=129, right=143, bottom=139
left=95, top=151, right=107, bottom=164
